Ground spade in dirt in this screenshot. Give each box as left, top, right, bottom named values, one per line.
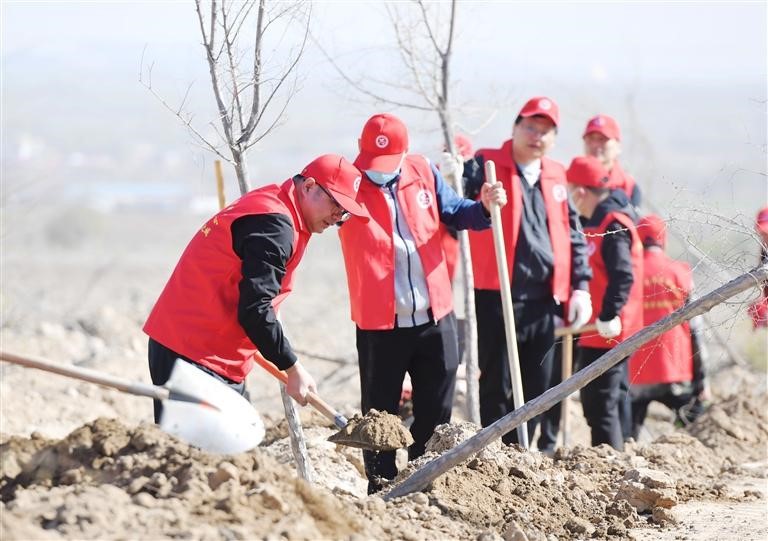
left=328, top=409, right=414, bottom=451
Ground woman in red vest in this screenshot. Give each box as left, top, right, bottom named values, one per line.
left=143, top=155, right=368, bottom=422
left=338, top=113, right=506, bottom=494
left=567, top=155, right=642, bottom=451
left=629, top=214, right=708, bottom=439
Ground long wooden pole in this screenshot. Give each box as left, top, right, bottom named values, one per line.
left=384, top=264, right=768, bottom=500
left=554, top=324, right=596, bottom=447
left=484, top=160, right=528, bottom=447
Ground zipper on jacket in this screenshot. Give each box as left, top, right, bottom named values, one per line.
left=387, top=183, right=418, bottom=327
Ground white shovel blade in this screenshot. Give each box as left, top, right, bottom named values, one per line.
left=159, top=361, right=264, bottom=454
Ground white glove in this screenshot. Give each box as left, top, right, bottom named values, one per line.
left=440, top=152, right=464, bottom=185
left=596, top=316, right=622, bottom=339
left=567, top=289, right=592, bottom=330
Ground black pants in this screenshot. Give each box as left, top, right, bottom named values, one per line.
left=147, top=338, right=247, bottom=423
left=537, top=340, right=564, bottom=452
left=578, top=346, right=627, bottom=451
left=356, top=312, right=459, bottom=490
left=475, top=290, right=556, bottom=445
left=631, top=384, right=702, bottom=439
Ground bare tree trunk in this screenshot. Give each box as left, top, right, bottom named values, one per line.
left=385, top=264, right=768, bottom=500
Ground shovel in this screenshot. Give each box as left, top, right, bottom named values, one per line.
left=0, top=350, right=265, bottom=454
left=251, top=351, right=409, bottom=452
left=485, top=160, right=528, bottom=447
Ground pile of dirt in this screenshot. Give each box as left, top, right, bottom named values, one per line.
left=0, top=418, right=369, bottom=540
left=687, top=394, right=768, bottom=465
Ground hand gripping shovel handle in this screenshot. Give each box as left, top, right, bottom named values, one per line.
left=251, top=352, right=349, bottom=429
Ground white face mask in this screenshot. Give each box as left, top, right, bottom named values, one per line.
left=365, top=169, right=400, bottom=185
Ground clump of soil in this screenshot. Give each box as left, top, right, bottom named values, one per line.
left=328, top=409, right=414, bottom=451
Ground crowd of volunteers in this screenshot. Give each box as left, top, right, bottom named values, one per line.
left=144, top=95, right=765, bottom=492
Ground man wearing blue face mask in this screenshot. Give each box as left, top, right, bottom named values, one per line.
left=337, top=113, right=507, bottom=494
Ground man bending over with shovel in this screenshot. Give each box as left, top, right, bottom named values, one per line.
left=143, top=155, right=369, bottom=422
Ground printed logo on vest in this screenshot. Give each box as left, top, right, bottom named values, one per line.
left=416, top=189, right=433, bottom=209
left=538, top=99, right=552, bottom=110
left=375, top=135, right=389, bottom=149
left=353, top=176, right=361, bottom=192
left=586, top=240, right=597, bottom=256
left=552, top=184, right=568, bottom=203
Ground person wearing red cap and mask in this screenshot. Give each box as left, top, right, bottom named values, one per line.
left=748, top=206, right=768, bottom=328
left=628, top=214, right=708, bottom=439
left=144, top=155, right=368, bottom=421
left=338, top=113, right=506, bottom=494
left=462, top=96, right=593, bottom=447
left=566, top=155, right=642, bottom=451
left=583, top=114, right=642, bottom=209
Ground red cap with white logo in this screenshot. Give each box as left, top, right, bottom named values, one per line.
left=518, top=96, right=560, bottom=127
left=566, top=156, right=618, bottom=189
left=354, top=113, right=409, bottom=173
left=583, top=114, right=621, bottom=141
left=301, top=154, right=368, bottom=220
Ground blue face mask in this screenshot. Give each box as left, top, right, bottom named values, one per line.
left=366, top=169, right=400, bottom=185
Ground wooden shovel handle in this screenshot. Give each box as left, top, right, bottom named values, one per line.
left=554, top=323, right=597, bottom=338
left=252, top=352, right=348, bottom=428
left=0, top=350, right=169, bottom=401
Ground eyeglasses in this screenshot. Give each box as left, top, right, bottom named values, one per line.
left=317, top=184, right=351, bottom=222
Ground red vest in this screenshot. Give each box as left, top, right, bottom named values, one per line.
left=143, top=180, right=309, bottom=382
left=580, top=211, right=644, bottom=349
left=339, top=155, right=453, bottom=330
left=630, top=250, right=693, bottom=384
left=468, top=140, right=572, bottom=303
left=609, top=162, right=636, bottom=201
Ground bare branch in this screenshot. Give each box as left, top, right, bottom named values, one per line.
left=221, top=0, right=246, bottom=132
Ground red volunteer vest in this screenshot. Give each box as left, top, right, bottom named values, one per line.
left=143, top=180, right=309, bottom=382
left=580, top=211, right=644, bottom=349
left=468, top=140, right=572, bottom=303
left=609, top=162, right=636, bottom=201
left=339, top=155, right=453, bottom=330
left=630, top=251, right=693, bottom=384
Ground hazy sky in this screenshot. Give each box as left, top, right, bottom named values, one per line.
left=2, top=1, right=766, bottom=212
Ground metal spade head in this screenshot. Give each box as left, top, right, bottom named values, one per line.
left=160, top=360, right=265, bottom=454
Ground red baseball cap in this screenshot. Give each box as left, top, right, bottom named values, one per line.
left=354, top=113, right=409, bottom=173
left=583, top=114, right=621, bottom=141
left=453, top=133, right=474, bottom=160
left=638, top=214, right=667, bottom=248
left=566, top=156, right=617, bottom=189
left=756, top=206, right=768, bottom=235
left=301, top=154, right=368, bottom=220
left=518, top=96, right=559, bottom=127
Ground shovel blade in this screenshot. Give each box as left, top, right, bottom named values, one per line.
left=160, top=361, right=264, bottom=454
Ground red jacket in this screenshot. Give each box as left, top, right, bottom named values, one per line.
left=338, top=155, right=453, bottom=330
left=580, top=211, right=644, bottom=349
left=630, top=250, right=694, bottom=384
left=610, top=162, right=637, bottom=201
left=468, top=140, right=573, bottom=303
left=143, top=180, right=309, bottom=382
